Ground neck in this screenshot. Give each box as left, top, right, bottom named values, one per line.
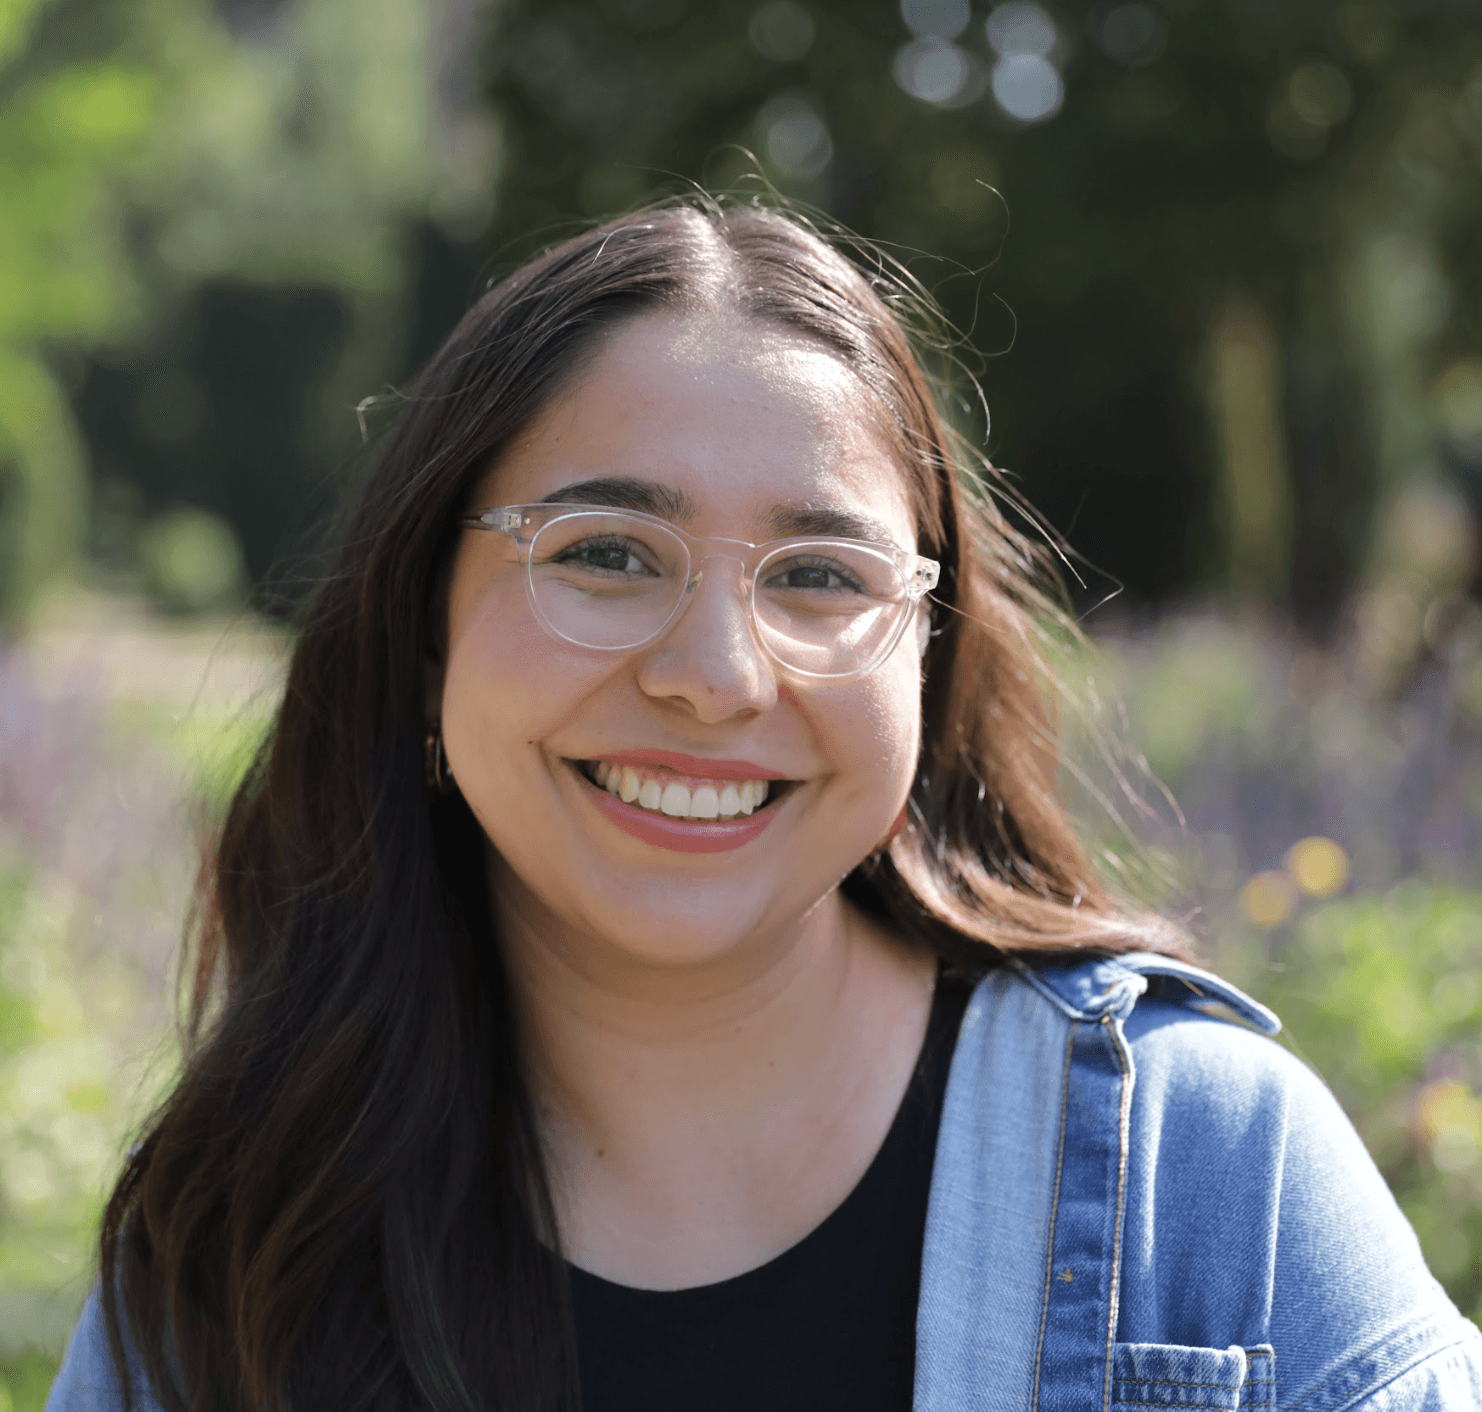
left=496, top=878, right=936, bottom=1288
left=504, top=884, right=867, bottom=1138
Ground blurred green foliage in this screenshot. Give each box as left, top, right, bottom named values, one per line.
left=0, top=0, right=493, bottom=622
left=73, top=0, right=496, bottom=604
left=0, top=1350, right=55, bottom=1412
left=0, top=853, right=168, bottom=1403
left=0, top=0, right=156, bottom=615
left=1226, top=884, right=1482, bottom=1322
left=0, top=636, right=275, bottom=1404
left=138, top=506, right=245, bottom=614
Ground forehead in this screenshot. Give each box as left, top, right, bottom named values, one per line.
left=473, top=312, right=917, bottom=543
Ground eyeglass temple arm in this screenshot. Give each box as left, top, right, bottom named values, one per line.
left=460, top=510, right=539, bottom=552
left=910, top=560, right=941, bottom=596
left=461, top=509, right=526, bottom=531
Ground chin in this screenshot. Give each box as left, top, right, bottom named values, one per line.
left=478, top=772, right=894, bottom=973
left=488, top=831, right=852, bottom=977
left=568, top=868, right=807, bottom=971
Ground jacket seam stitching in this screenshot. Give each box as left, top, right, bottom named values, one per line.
left=1031, top=1023, right=1077, bottom=1412
left=1110, top=1402, right=1239, bottom=1411
left=1117, top=1378, right=1269, bottom=1391
left=1103, top=1014, right=1135, bottom=1412
left=1281, top=1322, right=1477, bottom=1412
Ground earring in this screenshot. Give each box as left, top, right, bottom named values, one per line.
left=424, top=726, right=454, bottom=793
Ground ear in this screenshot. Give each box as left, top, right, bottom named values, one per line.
left=915, top=600, right=932, bottom=657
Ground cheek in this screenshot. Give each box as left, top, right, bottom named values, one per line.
left=873, top=660, right=924, bottom=789
left=438, top=583, right=586, bottom=797
left=804, top=652, right=922, bottom=810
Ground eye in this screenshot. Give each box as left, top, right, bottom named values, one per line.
left=554, top=536, right=658, bottom=576
left=763, top=556, right=868, bottom=594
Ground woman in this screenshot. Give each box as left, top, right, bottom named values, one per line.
left=48, top=201, right=1481, bottom=1411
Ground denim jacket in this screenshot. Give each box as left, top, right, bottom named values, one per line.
left=914, top=952, right=1482, bottom=1410
left=46, top=954, right=1482, bottom=1410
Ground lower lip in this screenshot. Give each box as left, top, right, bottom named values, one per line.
left=576, top=770, right=781, bottom=853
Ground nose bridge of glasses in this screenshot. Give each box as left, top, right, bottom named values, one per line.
left=690, top=533, right=758, bottom=571
left=663, top=539, right=768, bottom=662
left=683, top=536, right=756, bottom=596
left=642, top=549, right=773, bottom=698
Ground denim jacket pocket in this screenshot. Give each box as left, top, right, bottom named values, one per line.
left=1111, top=1341, right=1275, bottom=1411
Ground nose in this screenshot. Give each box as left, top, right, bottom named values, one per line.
left=632, top=553, right=779, bottom=722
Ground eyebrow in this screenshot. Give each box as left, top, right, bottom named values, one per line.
left=539, top=476, right=900, bottom=548
left=762, top=504, right=900, bottom=547
left=539, top=477, right=694, bottom=521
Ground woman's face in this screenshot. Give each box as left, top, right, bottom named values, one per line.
left=436, top=311, right=926, bottom=974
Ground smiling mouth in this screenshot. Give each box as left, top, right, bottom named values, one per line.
left=573, top=760, right=797, bottom=822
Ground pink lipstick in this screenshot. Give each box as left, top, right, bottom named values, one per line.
left=576, top=770, right=780, bottom=854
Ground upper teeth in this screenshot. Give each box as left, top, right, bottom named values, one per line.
left=591, top=762, right=771, bottom=819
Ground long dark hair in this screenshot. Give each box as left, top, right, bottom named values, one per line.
left=100, top=199, right=1175, bottom=1411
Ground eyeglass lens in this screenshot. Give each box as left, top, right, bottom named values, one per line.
left=525, top=511, right=913, bottom=676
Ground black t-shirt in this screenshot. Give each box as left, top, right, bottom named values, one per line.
left=568, top=970, right=974, bottom=1412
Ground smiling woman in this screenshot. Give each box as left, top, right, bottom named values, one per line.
left=48, top=202, right=1482, bottom=1411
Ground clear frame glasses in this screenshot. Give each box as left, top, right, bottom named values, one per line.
left=461, top=503, right=940, bottom=680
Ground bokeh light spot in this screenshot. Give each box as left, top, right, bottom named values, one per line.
left=140, top=508, right=246, bottom=615
left=1431, top=970, right=1480, bottom=1024
left=1286, top=836, right=1351, bottom=898
left=1434, top=359, right=1482, bottom=457
left=1332, top=1, right=1395, bottom=63
left=64, top=1080, right=110, bottom=1116
left=1240, top=870, right=1296, bottom=928
left=1364, top=232, right=1453, bottom=343
left=1376, top=480, right=1476, bottom=589
left=1, top=1149, right=56, bottom=1208
left=1288, top=62, right=1353, bottom=128
left=990, top=52, right=1063, bottom=122
left=986, top=1, right=1057, bottom=57
left=749, top=1, right=816, bottom=63
left=894, top=37, right=982, bottom=107
left=901, top=0, right=970, bottom=40
left=1417, top=1080, right=1482, bottom=1173
left=755, top=93, right=833, bottom=179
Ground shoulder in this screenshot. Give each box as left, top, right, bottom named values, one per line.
left=1120, top=977, right=1337, bottom=1143
left=45, top=1287, right=165, bottom=1412
left=997, top=948, right=1366, bottom=1157
left=991, top=952, right=1482, bottom=1411
left=1111, top=988, right=1411, bottom=1291
left=1128, top=1000, right=1482, bottom=1407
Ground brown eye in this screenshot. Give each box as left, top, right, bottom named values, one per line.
left=781, top=565, right=833, bottom=590
left=555, top=538, right=655, bottom=576
left=762, top=557, right=868, bottom=594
